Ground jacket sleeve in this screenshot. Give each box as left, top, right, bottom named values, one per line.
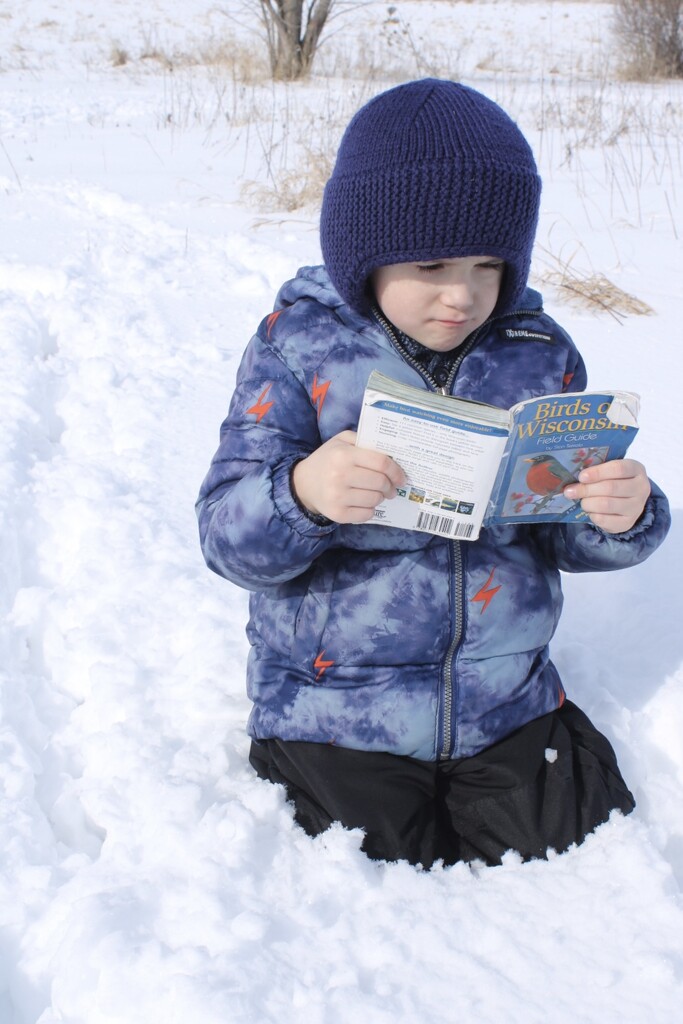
left=530, top=333, right=671, bottom=571
left=195, top=326, right=338, bottom=591
left=531, top=480, right=671, bottom=573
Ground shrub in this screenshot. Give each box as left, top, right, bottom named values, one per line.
left=614, top=0, right=683, bottom=79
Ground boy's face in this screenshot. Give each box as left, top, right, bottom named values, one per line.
left=371, top=256, right=504, bottom=351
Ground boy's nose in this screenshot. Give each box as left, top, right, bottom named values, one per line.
left=440, top=280, right=474, bottom=311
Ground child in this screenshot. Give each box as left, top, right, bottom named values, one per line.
left=196, top=79, right=670, bottom=868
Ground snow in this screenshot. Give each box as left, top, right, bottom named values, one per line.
left=1, top=1, right=682, bottom=1021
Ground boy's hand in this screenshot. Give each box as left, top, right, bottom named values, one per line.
left=563, top=459, right=651, bottom=534
left=292, top=430, right=406, bottom=524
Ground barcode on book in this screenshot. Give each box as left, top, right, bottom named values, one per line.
left=416, top=511, right=475, bottom=539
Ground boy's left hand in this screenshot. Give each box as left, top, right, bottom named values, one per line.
left=563, top=459, right=651, bottom=534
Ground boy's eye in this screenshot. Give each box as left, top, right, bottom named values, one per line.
left=415, top=260, right=505, bottom=274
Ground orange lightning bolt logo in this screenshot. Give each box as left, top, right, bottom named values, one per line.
left=471, top=566, right=502, bottom=614
left=311, top=374, right=331, bottom=419
left=314, top=650, right=334, bottom=680
left=247, top=383, right=274, bottom=423
left=265, top=311, right=282, bottom=338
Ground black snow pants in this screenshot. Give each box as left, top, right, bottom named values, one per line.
left=249, top=700, right=635, bottom=869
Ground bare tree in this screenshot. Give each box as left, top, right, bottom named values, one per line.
left=258, top=0, right=335, bottom=80
left=614, top=0, right=683, bottom=78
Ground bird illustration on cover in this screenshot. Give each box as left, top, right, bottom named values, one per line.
left=503, top=447, right=608, bottom=516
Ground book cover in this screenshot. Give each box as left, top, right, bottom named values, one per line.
left=486, top=390, right=639, bottom=526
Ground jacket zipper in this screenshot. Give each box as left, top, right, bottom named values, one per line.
left=441, top=540, right=465, bottom=759
left=371, top=304, right=542, bottom=759
left=371, top=305, right=542, bottom=394
left=372, top=305, right=487, bottom=392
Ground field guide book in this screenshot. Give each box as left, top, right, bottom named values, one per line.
left=356, top=371, right=640, bottom=541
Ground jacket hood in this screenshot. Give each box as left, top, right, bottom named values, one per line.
left=273, top=264, right=339, bottom=309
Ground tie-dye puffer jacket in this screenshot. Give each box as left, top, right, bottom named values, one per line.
left=196, top=266, right=670, bottom=761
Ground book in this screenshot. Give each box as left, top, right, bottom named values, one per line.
left=355, top=370, right=640, bottom=540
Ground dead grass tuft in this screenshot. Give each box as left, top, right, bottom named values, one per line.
left=110, top=45, right=130, bottom=68
left=537, top=248, right=655, bottom=322
left=242, top=146, right=334, bottom=213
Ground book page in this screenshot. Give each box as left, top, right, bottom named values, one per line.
left=357, top=390, right=508, bottom=540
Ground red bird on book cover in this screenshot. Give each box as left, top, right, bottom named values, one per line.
left=524, top=454, right=577, bottom=498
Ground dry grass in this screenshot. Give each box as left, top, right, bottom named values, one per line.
left=536, top=246, right=655, bottom=322
left=242, top=152, right=333, bottom=213
left=110, top=30, right=270, bottom=84
left=314, top=5, right=464, bottom=82
left=239, top=89, right=355, bottom=212
left=110, top=46, right=129, bottom=68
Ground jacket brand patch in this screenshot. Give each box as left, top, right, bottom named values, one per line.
left=498, top=327, right=556, bottom=344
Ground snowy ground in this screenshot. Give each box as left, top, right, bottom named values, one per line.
left=1, top=1, right=682, bottom=1021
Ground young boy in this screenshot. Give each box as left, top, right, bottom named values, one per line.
left=196, top=79, right=670, bottom=868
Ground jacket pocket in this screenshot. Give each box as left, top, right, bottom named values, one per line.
left=290, top=547, right=452, bottom=680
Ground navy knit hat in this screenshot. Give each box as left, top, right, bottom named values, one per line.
left=320, top=79, right=541, bottom=316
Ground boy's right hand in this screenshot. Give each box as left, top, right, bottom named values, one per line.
left=292, top=430, right=406, bottom=524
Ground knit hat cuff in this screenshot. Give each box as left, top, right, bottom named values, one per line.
left=322, top=160, right=540, bottom=314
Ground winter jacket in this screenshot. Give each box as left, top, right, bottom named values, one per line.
left=196, top=266, right=670, bottom=761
